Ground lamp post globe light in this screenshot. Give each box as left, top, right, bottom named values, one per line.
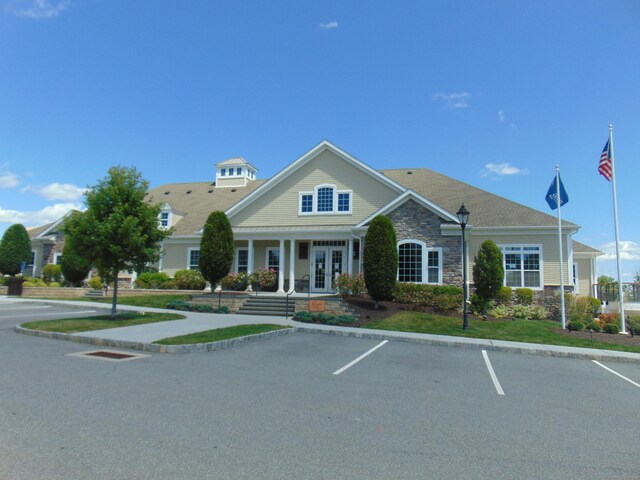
left=456, top=204, right=470, bottom=330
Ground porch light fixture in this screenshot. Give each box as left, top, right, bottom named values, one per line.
left=456, top=204, right=470, bottom=330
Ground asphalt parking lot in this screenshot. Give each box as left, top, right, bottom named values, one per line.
left=1, top=302, right=639, bottom=479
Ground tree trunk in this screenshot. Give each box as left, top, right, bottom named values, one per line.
left=111, top=271, right=119, bottom=319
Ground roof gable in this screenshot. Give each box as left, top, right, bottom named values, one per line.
left=226, top=141, right=406, bottom=219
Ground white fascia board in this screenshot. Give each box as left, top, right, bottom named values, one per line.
left=233, top=229, right=354, bottom=241
left=445, top=225, right=581, bottom=235
left=163, top=235, right=202, bottom=245
left=36, top=210, right=76, bottom=238
left=225, top=140, right=407, bottom=219
left=356, top=190, right=458, bottom=228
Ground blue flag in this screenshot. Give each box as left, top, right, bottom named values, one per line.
left=545, top=175, right=569, bottom=210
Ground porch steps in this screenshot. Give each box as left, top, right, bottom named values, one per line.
left=237, top=296, right=295, bottom=317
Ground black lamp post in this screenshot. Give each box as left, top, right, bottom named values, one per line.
left=457, top=204, right=470, bottom=330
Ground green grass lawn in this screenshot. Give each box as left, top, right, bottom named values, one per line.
left=33, top=294, right=191, bottom=309
left=21, top=312, right=185, bottom=334
left=155, top=324, right=291, bottom=345
left=367, top=312, right=640, bottom=354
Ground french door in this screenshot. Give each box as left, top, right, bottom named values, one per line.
left=311, top=247, right=346, bottom=293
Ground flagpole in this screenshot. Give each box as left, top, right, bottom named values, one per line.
left=556, top=165, right=566, bottom=329
left=609, top=124, right=626, bottom=333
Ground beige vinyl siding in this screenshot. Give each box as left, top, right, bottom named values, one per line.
left=232, top=150, right=399, bottom=228
left=468, top=232, right=572, bottom=287
left=161, top=242, right=200, bottom=275
left=574, top=258, right=593, bottom=296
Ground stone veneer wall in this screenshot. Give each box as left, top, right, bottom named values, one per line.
left=386, top=199, right=462, bottom=287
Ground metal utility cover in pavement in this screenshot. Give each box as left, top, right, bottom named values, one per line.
left=67, top=349, right=151, bottom=362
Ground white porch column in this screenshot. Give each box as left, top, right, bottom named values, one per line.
left=347, top=238, right=353, bottom=274
left=289, top=239, right=296, bottom=293
left=277, top=238, right=285, bottom=293
left=247, top=239, right=254, bottom=291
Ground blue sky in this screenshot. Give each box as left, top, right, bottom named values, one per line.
left=1, top=0, right=639, bottom=281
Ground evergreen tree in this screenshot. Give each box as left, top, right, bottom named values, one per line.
left=363, top=215, right=398, bottom=308
left=64, top=166, right=171, bottom=318
left=60, top=239, right=92, bottom=286
left=472, top=240, right=504, bottom=314
left=0, top=224, right=32, bottom=276
left=199, top=211, right=234, bottom=287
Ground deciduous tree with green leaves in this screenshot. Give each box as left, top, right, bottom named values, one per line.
left=64, top=166, right=171, bottom=318
left=363, top=215, right=398, bottom=309
left=199, top=211, right=234, bottom=288
left=0, top=223, right=32, bottom=276
left=472, top=239, right=504, bottom=315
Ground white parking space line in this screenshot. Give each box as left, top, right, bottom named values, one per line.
left=482, top=350, right=505, bottom=395
left=592, top=361, right=640, bottom=388
left=9, top=310, right=98, bottom=319
left=333, top=340, right=388, bottom=375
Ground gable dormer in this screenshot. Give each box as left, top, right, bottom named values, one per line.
left=215, top=157, right=258, bottom=188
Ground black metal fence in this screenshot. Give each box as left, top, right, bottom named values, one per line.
left=595, top=283, right=640, bottom=303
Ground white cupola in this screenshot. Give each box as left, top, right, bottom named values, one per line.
left=215, top=157, right=258, bottom=188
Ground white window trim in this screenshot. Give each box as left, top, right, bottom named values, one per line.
left=499, top=244, right=544, bottom=290
left=265, top=247, right=280, bottom=271
left=54, top=252, right=63, bottom=265
left=187, top=247, right=200, bottom=270
left=158, top=210, right=172, bottom=230
left=235, top=248, right=249, bottom=273
left=573, top=262, right=579, bottom=294
left=298, top=184, right=352, bottom=215
left=397, top=240, right=443, bottom=285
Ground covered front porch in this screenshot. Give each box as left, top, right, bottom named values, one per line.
left=233, top=227, right=363, bottom=294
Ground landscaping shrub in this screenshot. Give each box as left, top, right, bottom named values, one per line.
left=22, top=276, right=47, bottom=287
left=363, top=215, right=398, bottom=306
left=48, top=282, right=61, bottom=288
left=42, top=264, right=62, bottom=284
left=173, top=269, right=206, bottom=290
left=489, top=304, right=512, bottom=319
left=292, top=311, right=356, bottom=325
left=497, top=286, right=513, bottom=306
left=220, top=272, right=250, bottom=291
left=472, top=240, right=504, bottom=314
left=249, top=269, right=277, bottom=292
left=586, top=321, right=602, bottom=332
left=87, top=276, right=103, bottom=290
left=603, top=323, right=620, bottom=334
left=293, top=311, right=313, bottom=323
left=470, top=294, right=489, bottom=315
left=515, top=288, right=534, bottom=305
left=598, top=313, right=619, bottom=325
left=0, top=276, right=8, bottom=286
left=567, top=320, right=585, bottom=332
left=334, top=273, right=366, bottom=297
left=135, top=272, right=174, bottom=289
left=190, top=304, right=214, bottom=313
left=393, top=283, right=462, bottom=312
left=166, top=300, right=190, bottom=311
left=0, top=224, right=31, bottom=276
left=566, top=295, right=600, bottom=324
left=214, top=306, right=230, bottom=314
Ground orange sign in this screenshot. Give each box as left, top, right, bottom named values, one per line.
left=309, top=300, right=326, bottom=312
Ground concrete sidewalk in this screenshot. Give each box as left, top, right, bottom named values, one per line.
left=7, top=296, right=640, bottom=363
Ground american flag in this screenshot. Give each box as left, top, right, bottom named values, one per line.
left=598, top=139, right=612, bottom=181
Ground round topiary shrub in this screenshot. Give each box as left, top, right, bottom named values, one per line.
left=567, top=320, right=585, bottom=332
left=586, top=322, right=602, bottom=333
left=173, top=269, right=206, bottom=290
left=603, top=323, right=620, bottom=334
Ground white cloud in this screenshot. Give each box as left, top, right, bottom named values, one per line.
left=0, top=172, right=19, bottom=188
left=0, top=202, right=82, bottom=228
left=12, top=0, right=71, bottom=19
left=24, top=182, right=88, bottom=201
left=319, top=21, right=339, bottom=30
left=481, top=162, right=529, bottom=177
left=433, top=92, right=471, bottom=109
left=498, top=110, right=505, bottom=122
left=596, top=240, right=640, bottom=262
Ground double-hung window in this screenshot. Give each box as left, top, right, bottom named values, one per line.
left=397, top=240, right=442, bottom=284
left=236, top=249, right=249, bottom=273
left=299, top=184, right=352, bottom=215
left=501, top=245, right=542, bottom=289
left=188, top=248, right=200, bottom=271
left=266, top=248, right=280, bottom=275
